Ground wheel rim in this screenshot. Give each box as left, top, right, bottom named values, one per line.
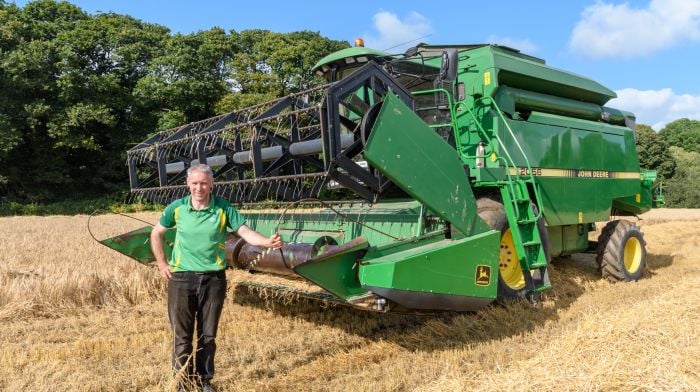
left=623, top=236, right=643, bottom=273
left=500, top=228, right=525, bottom=290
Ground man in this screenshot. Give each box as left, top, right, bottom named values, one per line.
left=151, top=164, right=282, bottom=392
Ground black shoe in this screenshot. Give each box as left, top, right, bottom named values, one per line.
left=201, top=380, right=216, bottom=392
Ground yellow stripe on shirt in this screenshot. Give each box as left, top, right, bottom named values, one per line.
left=172, top=251, right=182, bottom=271
left=219, top=208, right=226, bottom=232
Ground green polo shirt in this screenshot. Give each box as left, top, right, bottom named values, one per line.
left=160, top=195, right=246, bottom=272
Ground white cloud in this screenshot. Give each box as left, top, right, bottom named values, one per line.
left=569, top=0, right=700, bottom=58
left=363, top=11, right=433, bottom=52
left=486, top=35, right=538, bottom=54
left=610, top=88, right=700, bottom=129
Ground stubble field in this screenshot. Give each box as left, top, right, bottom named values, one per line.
left=0, top=209, right=698, bottom=391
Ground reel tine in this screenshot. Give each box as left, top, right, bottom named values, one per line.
left=253, top=181, right=264, bottom=202
left=236, top=183, right=245, bottom=204
left=282, top=179, right=290, bottom=201
left=243, top=182, right=252, bottom=204
left=188, top=137, right=198, bottom=158
left=277, top=180, right=284, bottom=201
left=294, top=178, right=302, bottom=199
left=237, top=183, right=245, bottom=204
left=269, top=180, right=277, bottom=201
left=310, top=175, right=323, bottom=198
left=222, top=184, right=231, bottom=201
left=207, top=133, right=217, bottom=150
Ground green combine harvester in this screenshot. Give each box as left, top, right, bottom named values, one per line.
left=104, top=42, right=662, bottom=312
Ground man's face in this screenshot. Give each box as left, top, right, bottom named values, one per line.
left=187, top=170, right=214, bottom=204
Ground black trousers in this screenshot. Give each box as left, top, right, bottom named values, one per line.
left=167, top=270, right=227, bottom=382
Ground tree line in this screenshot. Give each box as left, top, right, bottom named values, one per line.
left=635, top=119, right=700, bottom=207
left=0, top=0, right=348, bottom=203
left=1, top=1, right=698, bottom=208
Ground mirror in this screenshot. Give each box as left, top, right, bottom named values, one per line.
left=440, top=48, right=458, bottom=81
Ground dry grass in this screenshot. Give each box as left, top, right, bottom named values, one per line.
left=0, top=209, right=698, bottom=391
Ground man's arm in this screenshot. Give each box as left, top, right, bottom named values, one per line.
left=236, top=224, right=283, bottom=249
left=150, top=223, right=172, bottom=280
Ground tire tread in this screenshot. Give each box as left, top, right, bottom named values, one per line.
left=598, top=219, right=646, bottom=282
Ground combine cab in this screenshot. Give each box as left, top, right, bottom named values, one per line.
left=104, top=43, right=657, bottom=312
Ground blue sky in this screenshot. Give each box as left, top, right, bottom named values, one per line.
left=12, top=0, right=700, bottom=129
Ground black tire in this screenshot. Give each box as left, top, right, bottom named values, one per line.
left=476, top=198, right=550, bottom=300
left=595, top=221, right=617, bottom=262
left=596, top=220, right=647, bottom=282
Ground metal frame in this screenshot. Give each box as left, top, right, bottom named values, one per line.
left=320, top=61, right=414, bottom=201
left=127, top=61, right=414, bottom=205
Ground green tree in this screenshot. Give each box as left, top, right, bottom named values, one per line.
left=634, top=124, right=676, bottom=179
left=664, top=146, right=700, bottom=207
left=218, top=30, right=348, bottom=111
left=0, top=1, right=349, bottom=203
left=0, top=2, right=24, bottom=159
left=0, top=0, right=88, bottom=199
left=134, top=28, right=231, bottom=131
left=0, top=1, right=169, bottom=200
left=659, top=118, right=700, bottom=153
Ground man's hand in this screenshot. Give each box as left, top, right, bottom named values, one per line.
left=151, top=223, right=172, bottom=281
left=157, top=260, right=172, bottom=280
left=237, top=225, right=284, bottom=249
left=268, top=232, right=283, bottom=249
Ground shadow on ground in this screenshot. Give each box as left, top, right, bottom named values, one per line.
left=230, top=254, right=606, bottom=352
left=644, top=252, right=675, bottom=278
left=647, top=253, right=674, bottom=270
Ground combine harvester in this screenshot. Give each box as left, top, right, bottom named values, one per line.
left=103, top=41, right=662, bottom=312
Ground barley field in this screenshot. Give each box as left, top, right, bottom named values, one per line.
left=0, top=209, right=698, bottom=391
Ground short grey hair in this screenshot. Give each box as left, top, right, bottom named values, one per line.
left=187, top=163, right=214, bottom=179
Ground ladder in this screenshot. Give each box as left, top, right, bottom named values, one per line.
left=500, top=178, right=551, bottom=294
left=463, top=97, right=551, bottom=294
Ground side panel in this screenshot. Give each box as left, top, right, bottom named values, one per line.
left=364, top=94, right=489, bottom=236
left=500, top=112, right=643, bottom=225
left=546, top=224, right=590, bottom=257
left=359, top=230, right=500, bottom=311
left=241, top=200, right=442, bottom=247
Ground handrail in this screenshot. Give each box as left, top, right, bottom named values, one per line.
left=457, top=99, right=542, bottom=221
left=411, top=89, right=462, bottom=152
left=483, top=97, right=544, bottom=220
left=410, top=89, right=543, bottom=221
left=456, top=101, right=519, bottom=216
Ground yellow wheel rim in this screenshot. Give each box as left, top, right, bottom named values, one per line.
left=623, top=236, right=642, bottom=273
left=499, top=228, right=526, bottom=290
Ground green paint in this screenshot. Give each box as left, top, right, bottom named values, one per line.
left=293, top=238, right=370, bottom=301
left=241, top=200, right=443, bottom=247
left=363, top=94, right=489, bottom=237
left=100, top=226, right=175, bottom=265
left=312, top=47, right=392, bottom=75
left=359, top=230, right=500, bottom=298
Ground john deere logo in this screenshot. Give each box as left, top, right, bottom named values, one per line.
left=475, top=265, right=491, bottom=286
